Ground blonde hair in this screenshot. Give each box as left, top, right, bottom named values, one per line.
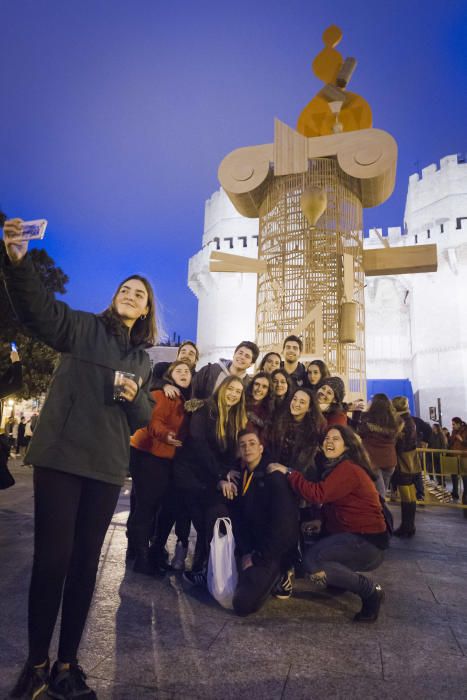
left=214, top=376, right=247, bottom=449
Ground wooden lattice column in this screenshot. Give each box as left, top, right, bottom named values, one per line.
left=210, top=26, right=437, bottom=399
left=256, top=162, right=365, bottom=395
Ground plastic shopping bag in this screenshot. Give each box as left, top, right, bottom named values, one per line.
left=207, top=517, right=238, bottom=609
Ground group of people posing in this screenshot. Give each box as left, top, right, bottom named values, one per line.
left=126, top=335, right=405, bottom=622
left=0, top=214, right=439, bottom=700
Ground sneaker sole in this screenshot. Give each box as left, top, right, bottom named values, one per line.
left=272, top=592, right=292, bottom=600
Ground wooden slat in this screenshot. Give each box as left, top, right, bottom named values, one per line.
left=363, top=244, right=438, bottom=276
left=209, top=251, right=267, bottom=273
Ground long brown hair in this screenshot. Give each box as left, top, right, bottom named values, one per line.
left=102, top=274, right=158, bottom=346
left=213, top=375, right=247, bottom=450
left=323, top=424, right=376, bottom=481
left=366, top=393, right=399, bottom=430
left=274, top=388, right=325, bottom=446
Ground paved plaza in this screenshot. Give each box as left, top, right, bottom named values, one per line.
left=1, top=460, right=467, bottom=700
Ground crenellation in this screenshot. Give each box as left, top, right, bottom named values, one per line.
left=408, top=153, right=467, bottom=184
left=421, top=163, right=438, bottom=177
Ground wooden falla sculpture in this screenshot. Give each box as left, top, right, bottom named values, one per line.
left=210, top=25, right=437, bottom=398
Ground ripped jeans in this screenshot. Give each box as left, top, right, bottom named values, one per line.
left=303, top=532, right=385, bottom=599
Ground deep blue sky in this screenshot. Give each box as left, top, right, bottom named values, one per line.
left=1, top=0, right=466, bottom=341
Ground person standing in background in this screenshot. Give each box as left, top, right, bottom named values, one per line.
left=449, top=417, right=467, bottom=513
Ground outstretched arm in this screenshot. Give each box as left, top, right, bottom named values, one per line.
left=2, top=220, right=82, bottom=353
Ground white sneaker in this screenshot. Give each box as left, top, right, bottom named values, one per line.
left=171, top=542, right=188, bottom=571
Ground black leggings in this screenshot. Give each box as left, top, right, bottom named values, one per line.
left=179, top=489, right=230, bottom=568
left=128, top=448, right=171, bottom=549
left=28, top=467, right=120, bottom=664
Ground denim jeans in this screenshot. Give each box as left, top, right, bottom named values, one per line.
left=304, top=532, right=385, bottom=599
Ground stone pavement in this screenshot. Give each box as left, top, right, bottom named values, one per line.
left=1, top=461, right=467, bottom=700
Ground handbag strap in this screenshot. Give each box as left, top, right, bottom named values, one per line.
left=215, top=517, right=233, bottom=536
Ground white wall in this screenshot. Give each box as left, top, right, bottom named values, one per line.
left=188, top=189, right=259, bottom=364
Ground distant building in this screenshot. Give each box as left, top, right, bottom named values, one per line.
left=188, top=154, right=467, bottom=422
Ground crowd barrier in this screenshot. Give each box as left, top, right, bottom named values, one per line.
left=415, top=448, right=467, bottom=510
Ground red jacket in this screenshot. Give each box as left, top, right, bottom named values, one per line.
left=325, top=409, right=347, bottom=427
left=131, top=390, right=187, bottom=459
left=288, top=459, right=386, bottom=535
left=358, top=415, right=401, bottom=470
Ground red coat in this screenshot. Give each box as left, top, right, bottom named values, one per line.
left=288, top=458, right=386, bottom=535
left=358, top=415, right=400, bottom=470
left=131, top=390, right=187, bottom=459
left=325, top=409, right=347, bottom=427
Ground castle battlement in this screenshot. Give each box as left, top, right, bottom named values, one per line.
left=408, top=153, right=467, bottom=184
left=366, top=215, right=467, bottom=249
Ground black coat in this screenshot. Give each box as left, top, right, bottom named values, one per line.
left=173, top=401, right=237, bottom=492
left=2, top=252, right=153, bottom=486
left=230, top=455, right=299, bottom=566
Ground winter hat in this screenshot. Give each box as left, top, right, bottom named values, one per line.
left=392, top=395, right=409, bottom=413
left=317, top=376, right=345, bottom=404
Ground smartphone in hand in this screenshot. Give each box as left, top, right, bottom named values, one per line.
left=20, top=219, right=47, bottom=240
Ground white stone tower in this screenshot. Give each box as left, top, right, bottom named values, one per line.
left=189, top=155, right=467, bottom=422
left=188, top=189, right=259, bottom=365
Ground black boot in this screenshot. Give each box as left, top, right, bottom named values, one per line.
left=354, top=584, right=384, bottom=622
left=405, top=501, right=416, bottom=537
left=148, top=543, right=171, bottom=573
left=394, top=502, right=416, bottom=537
left=133, top=546, right=157, bottom=575
left=191, top=537, right=207, bottom=572
left=125, top=540, right=136, bottom=562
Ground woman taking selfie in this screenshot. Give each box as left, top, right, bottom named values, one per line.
left=2, top=218, right=156, bottom=700
left=268, top=425, right=388, bottom=622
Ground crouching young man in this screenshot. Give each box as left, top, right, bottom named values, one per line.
left=219, top=429, right=298, bottom=616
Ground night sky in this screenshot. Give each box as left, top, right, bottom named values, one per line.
left=1, top=0, right=466, bottom=341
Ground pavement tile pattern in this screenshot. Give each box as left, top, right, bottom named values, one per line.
left=1, top=463, right=467, bottom=699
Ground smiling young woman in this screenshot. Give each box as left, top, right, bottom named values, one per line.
left=268, top=425, right=388, bottom=622
left=268, top=388, right=325, bottom=478
left=244, top=371, right=274, bottom=440
left=2, top=218, right=156, bottom=699
left=173, top=375, right=248, bottom=581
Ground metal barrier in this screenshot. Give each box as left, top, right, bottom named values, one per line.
left=416, top=448, right=467, bottom=510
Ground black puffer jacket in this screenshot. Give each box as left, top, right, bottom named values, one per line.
left=2, top=252, right=153, bottom=486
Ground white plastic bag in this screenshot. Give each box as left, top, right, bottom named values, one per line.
left=207, top=517, right=238, bottom=609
